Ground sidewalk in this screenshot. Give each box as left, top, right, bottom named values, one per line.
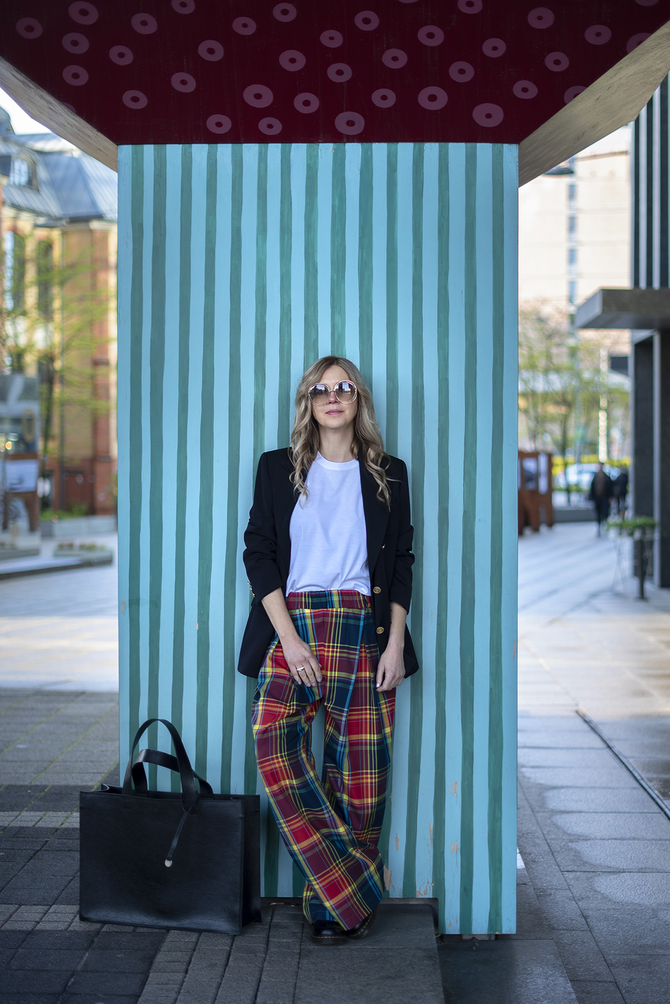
left=1, top=524, right=670, bottom=1002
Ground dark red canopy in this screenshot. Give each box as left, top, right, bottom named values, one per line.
left=1, top=0, right=668, bottom=145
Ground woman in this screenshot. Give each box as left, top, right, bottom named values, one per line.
left=238, top=356, right=418, bottom=945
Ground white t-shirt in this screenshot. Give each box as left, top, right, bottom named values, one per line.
left=286, top=453, right=370, bottom=595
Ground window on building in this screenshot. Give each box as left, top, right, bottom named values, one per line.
left=568, top=215, right=577, bottom=237
left=568, top=247, right=577, bottom=266
left=568, top=183, right=577, bottom=207
left=568, top=280, right=577, bottom=303
left=3, top=231, right=26, bottom=312
left=37, top=241, right=54, bottom=320
left=9, top=157, right=33, bottom=187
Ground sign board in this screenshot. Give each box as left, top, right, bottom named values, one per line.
left=2, top=459, right=39, bottom=492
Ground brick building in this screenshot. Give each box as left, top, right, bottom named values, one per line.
left=0, top=105, right=117, bottom=514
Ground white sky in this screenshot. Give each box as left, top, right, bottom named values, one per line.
left=0, top=87, right=51, bottom=134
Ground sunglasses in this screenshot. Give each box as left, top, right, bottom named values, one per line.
left=308, top=381, right=358, bottom=405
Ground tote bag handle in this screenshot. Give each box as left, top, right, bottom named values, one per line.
left=123, top=718, right=200, bottom=807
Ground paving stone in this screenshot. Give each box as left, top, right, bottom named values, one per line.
left=65, top=970, right=148, bottom=995
left=92, top=931, right=165, bottom=951
left=552, top=931, right=614, bottom=982
left=570, top=981, right=626, bottom=1004
left=21, top=930, right=95, bottom=950
left=438, top=939, right=577, bottom=1004
left=607, top=955, right=670, bottom=1004
left=10, top=947, right=86, bottom=970
left=80, top=949, right=157, bottom=972
left=2, top=970, right=71, bottom=993
left=533, top=889, right=589, bottom=932
left=0, top=929, right=29, bottom=948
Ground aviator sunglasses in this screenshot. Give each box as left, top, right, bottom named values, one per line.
left=308, top=381, right=358, bottom=405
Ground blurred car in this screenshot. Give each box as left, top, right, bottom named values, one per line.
left=553, top=462, right=621, bottom=490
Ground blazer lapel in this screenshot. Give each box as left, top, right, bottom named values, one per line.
left=359, top=460, right=389, bottom=573
left=275, top=450, right=299, bottom=567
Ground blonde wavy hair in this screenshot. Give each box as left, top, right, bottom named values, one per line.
left=290, top=356, right=391, bottom=506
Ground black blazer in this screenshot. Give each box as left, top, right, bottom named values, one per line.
left=237, top=448, right=419, bottom=679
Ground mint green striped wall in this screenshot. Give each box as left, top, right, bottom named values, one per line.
left=117, top=142, right=518, bottom=935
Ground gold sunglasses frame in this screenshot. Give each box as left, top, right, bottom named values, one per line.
left=308, top=381, right=358, bottom=405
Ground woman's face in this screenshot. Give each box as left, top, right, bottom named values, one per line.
left=310, top=364, right=358, bottom=435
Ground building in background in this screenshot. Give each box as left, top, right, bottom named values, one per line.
left=577, top=76, right=670, bottom=587
left=518, top=126, right=632, bottom=463
left=0, top=106, right=117, bottom=515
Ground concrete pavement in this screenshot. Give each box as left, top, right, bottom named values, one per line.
left=2, top=524, right=670, bottom=1001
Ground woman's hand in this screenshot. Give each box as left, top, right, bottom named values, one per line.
left=376, top=640, right=405, bottom=692
left=280, top=631, right=322, bottom=688
left=261, top=589, right=322, bottom=687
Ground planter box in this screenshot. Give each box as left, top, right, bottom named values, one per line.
left=554, top=507, right=595, bottom=523
left=41, top=515, right=117, bottom=538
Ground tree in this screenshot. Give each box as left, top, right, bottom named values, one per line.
left=518, top=303, right=629, bottom=502
left=1, top=231, right=113, bottom=504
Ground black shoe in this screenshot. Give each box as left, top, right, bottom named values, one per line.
left=345, top=906, right=379, bottom=940
left=310, top=919, right=347, bottom=945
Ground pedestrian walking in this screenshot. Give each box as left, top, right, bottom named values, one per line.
left=613, top=467, right=629, bottom=516
left=588, top=463, right=614, bottom=535
left=238, top=356, right=417, bottom=946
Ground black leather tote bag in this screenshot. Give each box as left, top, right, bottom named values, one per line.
left=80, top=718, right=261, bottom=934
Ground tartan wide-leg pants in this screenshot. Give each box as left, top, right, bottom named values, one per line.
left=252, top=589, right=395, bottom=930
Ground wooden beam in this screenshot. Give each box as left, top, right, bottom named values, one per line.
left=0, top=57, right=117, bottom=172
left=519, top=20, right=670, bottom=187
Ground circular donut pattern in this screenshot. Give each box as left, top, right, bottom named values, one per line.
left=528, top=8, right=554, bottom=28
left=585, top=25, right=611, bottom=45
left=69, top=2, right=98, bottom=24
left=16, top=18, right=43, bottom=38
left=513, top=80, right=538, bottom=99
left=458, top=0, right=482, bottom=12
left=273, top=3, right=297, bottom=20
left=327, top=63, right=353, bottom=82
left=627, top=33, right=650, bottom=52
left=545, top=51, right=569, bottom=72
left=172, top=0, right=195, bottom=12
left=564, top=85, right=586, bottom=103
left=171, top=72, right=196, bottom=92
left=418, top=86, right=448, bottom=110
left=259, top=117, right=282, bottom=135
left=279, top=50, right=306, bottom=71
left=321, top=30, right=343, bottom=47
left=354, top=11, right=379, bottom=30
left=372, top=88, right=396, bottom=108
left=63, top=64, right=89, bottom=86
left=449, top=61, right=475, bottom=82
left=243, top=84, right=273, bottom=107
left=418, top=25, right=444, bottom=46
left=382, top=49, right=408, bottom=68
left=294, top=93, right=320, bottom=113
left=123, top=89, right=148, bottom=109
left=206, top=114, right=232, bottom=134
left=472, top=103, right=504, bottom=127
left=482, top=38, right=506, bottom=57
left=62, top=33, right=89, bottom=54
left=335, top=111, right=365, bottom=135
left=232, top=17, right=256, bottom=35
left=198, top=40, right=223, bottom=61
left=110, top=45, right=134, bottom=64
left=131, top=13, right=158, bottom=34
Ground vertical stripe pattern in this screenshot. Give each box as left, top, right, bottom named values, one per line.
left=633, top=75, right=670, bottom=289
left=117, top=142, right=518, bottom=934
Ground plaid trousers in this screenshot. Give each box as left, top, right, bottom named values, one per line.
left=252, top=590, right=395, bottom=929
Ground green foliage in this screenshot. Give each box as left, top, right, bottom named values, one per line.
left=605, top=515, right=656, bottom=536
left=40, top=502, right=89, bottom=521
